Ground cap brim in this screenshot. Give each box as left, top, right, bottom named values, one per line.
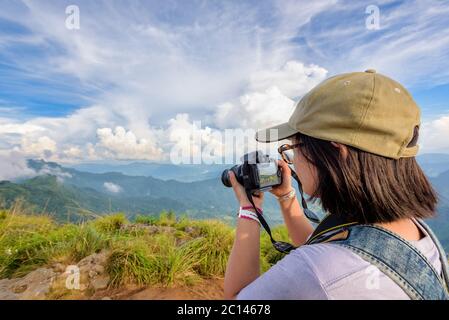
left=255, top=122, right=298, bottom=143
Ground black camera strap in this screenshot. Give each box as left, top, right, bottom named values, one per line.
left=290, top=169, right=322, bottom=224
left=242, top=162, right=297, bottom=254
left=244, top=187, right=296, bottom=254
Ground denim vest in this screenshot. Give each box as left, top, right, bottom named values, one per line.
left=328, top=220, right=449, bottom=300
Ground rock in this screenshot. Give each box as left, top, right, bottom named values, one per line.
left=94, top=265, right=105, bottom=274
left=52, top=263, right=66, bottom=273
left=145, top=225, right=159, bottom=234
left=0, top=268, right=56, bottom=300
left=78, top=250, right=109, bottom=268
left=0, top=251, right=112, bottom=300
left=12, top=284, right=27, bottom=294
left=120, top=224, right=177, bottom=235
left=101, top=296, right=112, bottom=300
left=184, top=226, right=200, bottom=236
left=88, top=270, right=98, bottom=279
left=157, top=226, right=176, bottom=233
left=90, top=276, right=110, bottom=291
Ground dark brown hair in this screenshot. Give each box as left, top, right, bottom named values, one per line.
left=296, top=133, right=438, bottom=224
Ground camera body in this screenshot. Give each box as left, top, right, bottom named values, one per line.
left=221, top=151, right=282, bottom=192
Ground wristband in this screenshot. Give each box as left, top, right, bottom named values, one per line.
left=238, top=208, right=261, bottom=225
left=241, top=206, right=263, bottom=215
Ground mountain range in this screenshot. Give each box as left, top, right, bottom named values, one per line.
left=67, top=153, right=449, bottom=181
left=1, top=160, right=292, bottom=225
left=0, top=157, right=448, bottom=251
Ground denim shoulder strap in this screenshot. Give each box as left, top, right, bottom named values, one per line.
left=414, top=219, right=449, bottom=291
left=333, top=224, right=449, bottom=300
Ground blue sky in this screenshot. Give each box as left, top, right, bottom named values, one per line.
left=0, top=0, right=449, bottom=177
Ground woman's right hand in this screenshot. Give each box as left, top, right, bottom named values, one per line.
left=270, top=160, right=294, bottom=198
left=229, top=171, right=264, bottom=210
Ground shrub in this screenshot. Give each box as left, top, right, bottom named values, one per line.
left=134, top=214, right=158, bottom=225
left=0, top=212, right=111, bottom=277
left=107, top=232, right=204, bottom=288
left=147, top=234, right=201, bottom=286
left=157, top=210, right=177, bottom=227
left=64, top=224, right=110, bottom=262
left=185, top=220, right=234, bottom=277
left=0, top=210, right=7, bottom=220
left=107, top=240, right=155, bottom=287
left=92, top=213, right=128, bottom=233
left=0, top=212, right=56, bottom=278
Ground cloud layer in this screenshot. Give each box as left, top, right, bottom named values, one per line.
left=0, top=0, right=448, bottom=179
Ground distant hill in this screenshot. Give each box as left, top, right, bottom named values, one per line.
left=0, top=176, right=188, bottom=222
left=1, top=159, right=448, bottom=251
left=67, top=153, right=449, bottom=181
left=417, top=153, right=449, bottom=177
left=1, top=160, right=290, bottom=224
left=426, top=168, right=449, bottom=251
left=67, top=161, right=228, bottom=182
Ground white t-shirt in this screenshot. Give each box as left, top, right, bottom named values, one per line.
left=237, top=224, right=442, bottom=300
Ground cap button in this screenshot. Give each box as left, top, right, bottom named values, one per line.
left=365, top=69, right=376, bottom=73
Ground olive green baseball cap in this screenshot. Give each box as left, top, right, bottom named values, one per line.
left=255, top=69, right=421, bottom=159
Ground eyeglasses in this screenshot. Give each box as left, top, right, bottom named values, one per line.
left=278, top=143, right=304, bottom=164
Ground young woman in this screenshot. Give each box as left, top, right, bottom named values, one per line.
left=224, top=69, right=449, bottom=300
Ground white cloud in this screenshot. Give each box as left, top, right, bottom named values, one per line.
left=248, top=61, right=328, bottom=98
left=0, top=0, right=448, bottom=178
left=0, top=152, right=36, bottom=181
left=215, top=61, right=327, bottom=130
left=62, top=146, right=83, bottom=159
left=0, top=58, right=327, bottom=166
left=292, top=0, right=449, bottom=86
left=36, top=165, right=73, bottom=183
left=215, top=87, right=295, bottom=130
left=0, top=0, right=336, bottom=168
left=95, top=126, right=162, bottom=160
left=21, top=136, right=57, bottom=158
left=421, top=114, right=449, bottom=154
left=0, top=123, right=45, bottom=135
left=103, top=182, right=122, bottom=194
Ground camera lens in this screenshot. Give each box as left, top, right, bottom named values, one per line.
left=221, top=169, right=232, bottom=188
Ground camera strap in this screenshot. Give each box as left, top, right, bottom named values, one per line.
left=242, top=162, right=296, bottom=254
left=290, top=169, right=322, bottom=224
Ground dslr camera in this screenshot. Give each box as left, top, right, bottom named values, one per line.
left=221, top=151, right=282, bottom=192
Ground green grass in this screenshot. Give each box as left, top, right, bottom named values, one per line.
left=0, top=206, right=287, bottom=288
left=134, top=214, right=158, bottom=225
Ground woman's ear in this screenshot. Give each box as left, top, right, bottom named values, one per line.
left=331, top=142, right=349, bottom=159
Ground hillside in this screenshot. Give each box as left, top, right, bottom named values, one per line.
left=0, top=160, right=294, bottom=224
left=0, top=209, right=288, bottom=300
left=68, top=153, right=449, bottom=180
left=426, top=169, right=449, bottom=251
left=0, top=176, right=188, bottom=222
left=0, top=159, right=447, bottom=251
left=68, top=162, right=228, bottom=182
left=417, top=153, right=449, bottom=177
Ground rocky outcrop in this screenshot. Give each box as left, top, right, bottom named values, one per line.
left=0, top=250, right=111, bottom=300
left=0, top=268, right=57, bottom=300
left=50, top=250, right=111, bottom=296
